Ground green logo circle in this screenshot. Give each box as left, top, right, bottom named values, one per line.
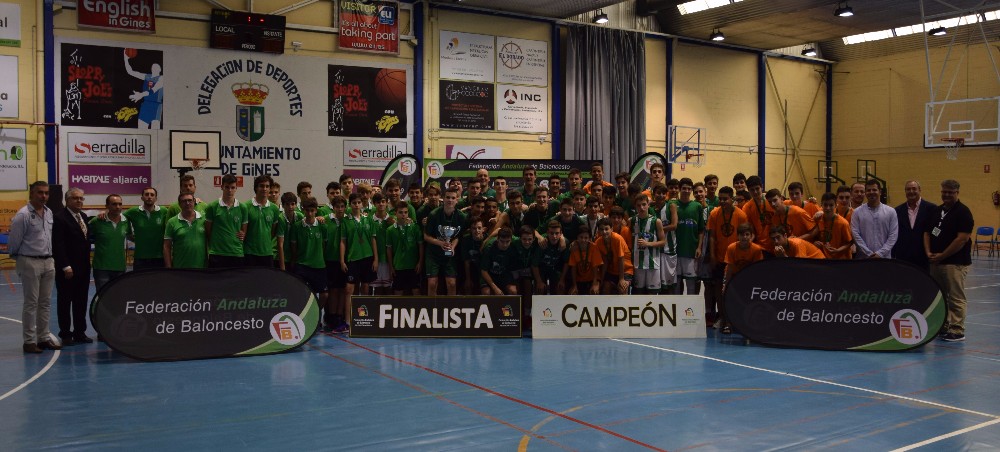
left=9, top=145, right=23, bottom=161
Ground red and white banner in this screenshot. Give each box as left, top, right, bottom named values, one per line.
left=337, top=0, right=399, bottom=55
left=78, top=0, right=156, bottom=33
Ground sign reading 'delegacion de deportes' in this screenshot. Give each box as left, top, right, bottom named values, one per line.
left=724, top=259, right=945, bottom=351
left=349, top=296, right=522, bottom=338
left=91, top=268, right=319, bottom=361
left=532, top=295, right=706, bottom=339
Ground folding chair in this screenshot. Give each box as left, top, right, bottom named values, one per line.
left=973, top=226, right=996, bottom=257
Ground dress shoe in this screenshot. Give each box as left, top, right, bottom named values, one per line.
left=73, top=335, right=94, bottom=344
left=22, top=343, right=43, bottom=354
left=39, top=339, right=63, bottom=350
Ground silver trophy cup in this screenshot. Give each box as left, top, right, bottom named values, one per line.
left=438, top=225, right=460, bottom=256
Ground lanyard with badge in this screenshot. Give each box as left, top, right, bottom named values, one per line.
left=931, top=208, right=948, bottom=237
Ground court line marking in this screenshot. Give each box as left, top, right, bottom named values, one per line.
left=967, top=321, right=1000, bottom=328
left=0, top=316, right=61, bottom=403
left=889, top=418, right=1000, bottom=451
left=967, top=283, right=1000, bottom=290
left=333, top=335, right=668, bottom=452
left=610, top=339, right=999, bottom=419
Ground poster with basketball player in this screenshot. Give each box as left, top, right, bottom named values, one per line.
left=328, top=65, right=407, bottom=138
left=60, top=43, right=164, bottom=129
left=439, top=80, right=494, bottom=130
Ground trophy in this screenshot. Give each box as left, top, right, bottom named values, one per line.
left=438, top=225, right=461, bottom=256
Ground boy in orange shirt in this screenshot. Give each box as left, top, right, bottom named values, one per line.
left=706, top=187, right=747, bottom=327
left=770, top=225, right=825, bottom=259
left=783, top=182, right=820, bottom=217
left=766, top=188, right=816, bottom=241
left=813, top=192, right=853, bottom=259
left=595, top=218, right=632, bottom=295
left=566, top=225, right=603, bottom=295
left=722, top=222, right=764, bottom=334
left=741, top=176, right=775, bottom=253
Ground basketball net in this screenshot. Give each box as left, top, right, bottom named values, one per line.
left=191, top=159, right=205, bottom=171
left=942, top=138, right=963, bottom=161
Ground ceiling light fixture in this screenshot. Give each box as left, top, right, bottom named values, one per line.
left=834, top=2, right=854, bottom=17
left=802, top=47, right=817, bottom=57
left=928, top=26, right=947, bottom=36
left=593, top=10, right=609, bottom=24
left=710, top=28, right=725, bottom=41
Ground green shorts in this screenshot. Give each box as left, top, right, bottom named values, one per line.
left=425, top=256, right=458, bottom=278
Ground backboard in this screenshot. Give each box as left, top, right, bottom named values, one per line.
left=667, top=125, right=705, bottom=167
left=170, top=131, right=222, bottom=170
left=925, top=96, right=1000, bottom=148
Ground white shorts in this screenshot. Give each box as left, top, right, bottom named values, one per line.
left=634, top=268, right=661, bottom=290
left=678, top=257, right=698, bottom=279
left=659, top=254, right=677, bottom=287
left=371, top=261, right=392, bottom=288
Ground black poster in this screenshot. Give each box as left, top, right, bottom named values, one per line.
left=439, top=80, right=494, bottom=130
left=350, top=296, right=522, bottom=338
left=724, top=259, right=945, bottom=351
left=60, top=43, right=165, bottom=129
left=91, top=268, right=320, bottom=361
left=328, top=65, right=407, bottom=138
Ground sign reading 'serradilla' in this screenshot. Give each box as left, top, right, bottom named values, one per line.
left=349, top=296, right=522, bottom=338
left=91, top=268, right=319, bottom=361
left=724, top=259, right=945, bottom=351
left=531, top=295, right=706, bottom=338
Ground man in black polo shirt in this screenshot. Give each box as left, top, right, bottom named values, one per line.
left=924, top=179, right=974, bottom=342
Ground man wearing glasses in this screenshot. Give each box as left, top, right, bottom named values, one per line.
left=924, top=179, right=974, bottom=342
left=164, top=192, right=208, bottom=269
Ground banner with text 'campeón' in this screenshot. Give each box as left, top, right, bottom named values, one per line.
left=91, top=268, right=319, bottom=361
left=724, top=259, right=945, bottom=351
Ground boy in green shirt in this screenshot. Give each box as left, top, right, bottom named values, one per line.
left=323, top=196, right=348, bottom=332
left=386, top=201, right=424, bottom=296
left=166, top=174, right=209, bottom=217
left=124, top=187, right=169, bottom=271
left=164, top=192, right=208, bottom=269
left=276, top=192, right=302, bottom=270
left=533, top=220, right=568, bottom=295
left=369, top=193, right=394, bottom=294
left=290, top=198, right=327, bottom=301
left=479, top=227, right=518, bottom=295
left=245, top=175, right=280, bottom=267
left=204, top=174, right=248, bottom=268
left=340, top=193, right=378, bottom=332
left=90, top=194, right=130, bottom=290
left=424, top=188, right=467, bottom=295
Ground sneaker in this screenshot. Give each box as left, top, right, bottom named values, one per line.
left=942, top=333, right=965, bottom=342
left=333, top=323, right=350, bottom=334
left=713, top=318, right=723, bottom=329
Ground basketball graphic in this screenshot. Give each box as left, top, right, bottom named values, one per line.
left=375, top=68, right=407, bottom=108
left=124, top=48, right=138, bottom=58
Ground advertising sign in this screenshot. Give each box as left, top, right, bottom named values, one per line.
left=68, top=164, right=151, bottom=195
left=337, top=0, right=399, bottom=55
left=496, top=37, right=547, bottom=86
left=0, top=54, right=16, bottom=117
left=60, top=43, right=164, bottom=128
left=77, top=0, right=155, bottom=33
left=343, top=140, right=406, bottom=167
left=497, top=84, right=547, bottom=133
left=91, top=268, right=319, bottom=361
left=329, top=65, right=407, bottom=138
left=342, top=168, right=383, bottom=187
left=629, top=152, right=667, bottom=189
left=67, top=132, right=152, bottom=164
left=445, top=145, right=502, bottom=159
left=379, top=154, right=421, bottom=191
left=532, top=295, right=705, bottom=339
left=439, top=80, right=494, bottom=130
left=724, top=259, right=946, bottom=351
left=0, top=199, right=20, bottom=233
left=349, top=295, right=522, bottom=338
left=0, top=128, right=26, bottom=191
left=424, top=158, right=594, bottom=193
left=0, top=3, right=21, bottom=47
left=439, top=31, right=494, bottom=83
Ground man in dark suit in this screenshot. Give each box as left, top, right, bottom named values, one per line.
left=893, top=180, right=936, bottom=271
left=53, top=188, right=93, bottom=344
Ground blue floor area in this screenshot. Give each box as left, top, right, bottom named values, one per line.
left=1, top=259, right=998, bottom=450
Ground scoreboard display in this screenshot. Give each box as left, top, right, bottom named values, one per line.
left=210, top=9, right=286, bottom=54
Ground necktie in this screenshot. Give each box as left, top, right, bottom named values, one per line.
left=76, top=213, right=87, bottom=235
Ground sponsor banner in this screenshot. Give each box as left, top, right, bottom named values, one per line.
left=0, top=54, right=16, bottom=117
left=349, top=295, right=522, bottom=338
left=329, top=65, right=407, bottom=138
left=91, top=268, right=319, bottom=361
left=379, top=154, right=421, bottom=191
left=60, top=43, right=164, bottom=128
left=629, top=152, right=666, bottom=189
left=532, top=295, right=706, bottom=339
left=440, top=80, right=494, bottom=130
left=0, top=199, right=22, bottom=233
left=497, top=84, right=547, bottom=133
left=68, top=132, right=152, bottom=164
left=337, top=0, right=399, bottom=55
left=77, top=0, right=155, bottom=33
left=424, top=159, right=593, bottom=193
left=0, top=3, right=21, bottom=47
left=439, top=31, right=494, bottom=83
left=725, top=259, right=946, bottom=351
left=0, top=128, right=27, bottom=191
left=342, top=167, right=383, bottom=187
left=445, top=144, right=502, bottom=159
left=496, top=37, right=547, bottom=86
left=68, top=164, right=151, bottom=195
left=343, top=140, right=406, bottom=167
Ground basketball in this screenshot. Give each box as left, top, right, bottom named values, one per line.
left=124, top=48, right=138, bottom=58
left=374, top=68, right=407, bottom=108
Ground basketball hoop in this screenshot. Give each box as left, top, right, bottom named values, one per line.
left=941, top=138, right=964, bottom=160
left=686, top=153, right=705, bottom=168
left=191, top=159, right=205, bottom=171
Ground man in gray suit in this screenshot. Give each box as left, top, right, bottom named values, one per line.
left=893, top=180, right=936, bottom=271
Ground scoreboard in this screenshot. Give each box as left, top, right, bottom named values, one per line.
left=209, top=9, right=286, bottom=54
